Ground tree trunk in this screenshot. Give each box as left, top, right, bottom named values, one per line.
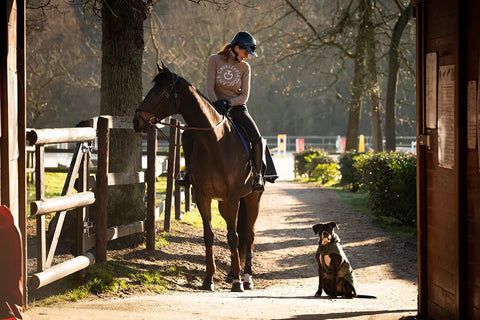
left=345, top=0, right=367, bottom=152
left=385, top=3, right=413, bottom=151
left=365, top=0, right=383, bottom=153
left=101, top=1, right=147, bottom=229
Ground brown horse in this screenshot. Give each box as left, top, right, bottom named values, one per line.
left=133, top=64, right=262, bottom=292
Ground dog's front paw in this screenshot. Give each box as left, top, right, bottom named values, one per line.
left=315, top=290, right=323, bottom=297
left=328, top=294, right=338, bottom=299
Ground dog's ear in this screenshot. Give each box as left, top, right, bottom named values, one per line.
left=312, top=224, right=321, bottom=235
left=328, top=221, right=338, bottom=230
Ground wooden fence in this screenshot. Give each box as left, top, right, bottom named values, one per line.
left=26, top=116, right=189, bottom=292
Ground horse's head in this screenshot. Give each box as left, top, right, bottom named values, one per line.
left=133, top=63, right=179, bottom=132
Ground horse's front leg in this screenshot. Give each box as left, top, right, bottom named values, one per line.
left=196, top=197, right=215, bottom=291
left=219, top=199, right=243, bottom=292
left=241, top=192, right=262, bottom=290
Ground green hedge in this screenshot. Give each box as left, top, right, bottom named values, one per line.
left=294, top=149, right=338, bottom=183
left=338, top=150, right=362, bottom=192
left=353, top=151, right=417, bottom=225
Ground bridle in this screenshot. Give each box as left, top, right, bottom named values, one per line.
left=135, top=72, right=179, bottom=127
left=135, top=72, right=226, bottom=144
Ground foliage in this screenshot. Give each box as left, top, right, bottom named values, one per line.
left=354, top=151, right=416, bottom=225
left=338, top=150, right=363, bottom=191
left=331, top=186, right=416, bottom=235
left=310, top=163, right=339, bottom=184
left=294, top=149, right=338, bottom=184
left=26, top=0, right=416, bottom=137
left=294, top=149, right=321, bottom=177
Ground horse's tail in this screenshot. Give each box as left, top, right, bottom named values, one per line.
left=237, top=198, right=248, bottom=270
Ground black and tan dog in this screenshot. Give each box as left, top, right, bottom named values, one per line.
left=313, top=222, right=375, bottom=299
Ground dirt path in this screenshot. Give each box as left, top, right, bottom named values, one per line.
left=25, top=181, right=418, bottom=320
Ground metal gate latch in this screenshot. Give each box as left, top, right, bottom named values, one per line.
left=418, top=134, right=431, bottom=149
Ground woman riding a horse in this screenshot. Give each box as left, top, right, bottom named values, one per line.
left=179, top=31, right=265, bottom=192
left=133, top=31, right=271, bottom=292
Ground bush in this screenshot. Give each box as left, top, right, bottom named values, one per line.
left=294, top=149, right=321, bottom=177
left=354, top=151, right=416, bottom=225
left=294, top=149, right=338, bottom=184
left=338, top=150, right=363, bottom=191
left=310, top=162, right=339, bottom=184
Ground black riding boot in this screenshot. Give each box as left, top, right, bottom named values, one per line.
left=252, top=141, right=265, bottom=192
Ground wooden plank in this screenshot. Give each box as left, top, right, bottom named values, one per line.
left=84, top=221, right=145, bottom=251
left=35, top=145, right=46, bottom=272
left=26, top=128, right=96, bottom=145
left=146, top=126, right=157, bottom=250
left=174, top=126, right=182, bottom=220
left=107, top=171, right=144, bottom=186
left=95, top=116, right=110, bottom=262
left=164, top=118, right=177, bottom=232
left=92, top=115, right=134, bottom=129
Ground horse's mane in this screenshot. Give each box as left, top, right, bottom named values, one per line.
left=152, top=71, right=213, bottom=105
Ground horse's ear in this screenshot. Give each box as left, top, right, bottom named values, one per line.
left=161, top=62, right=174, bottom=79
left=157, top=63, right=162, bottom=74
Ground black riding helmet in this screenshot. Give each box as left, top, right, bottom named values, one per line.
left=230, top=31, right=257, bottom=57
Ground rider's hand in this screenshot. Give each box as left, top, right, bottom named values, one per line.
left=212, top=100, right=231, bottom=115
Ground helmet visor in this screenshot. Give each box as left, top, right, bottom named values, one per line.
left=242, top=44, right=257, bottom=57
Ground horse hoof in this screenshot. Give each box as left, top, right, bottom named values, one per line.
left=201, top=279, right=214, bottom=291
left=243, top=282, right=254, bottom=290
left=226, top=272, right=234, bottom=283
left=231, top=282, right=244, bottom=292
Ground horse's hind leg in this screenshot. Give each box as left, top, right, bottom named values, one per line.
left=197, top=197, right=216, bottom=291
left=240, top=191, right=262, bottom=290
left=218, top=199, right=243, bottom=292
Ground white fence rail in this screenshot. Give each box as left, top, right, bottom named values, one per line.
left=264, top=135, right=417, bottom=154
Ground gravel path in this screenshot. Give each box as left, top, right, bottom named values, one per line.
left=25, top=181, right=418, bottom=320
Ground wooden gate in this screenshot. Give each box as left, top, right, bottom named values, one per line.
left=26, top=126, right=97, bottom=290
left=25, top=115, right=188, bottom=296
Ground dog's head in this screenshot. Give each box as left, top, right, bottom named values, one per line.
left=312, top=222, right=340, bottom=245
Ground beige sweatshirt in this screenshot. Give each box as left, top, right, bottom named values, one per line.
left=205, top=53, right=251, bottom=106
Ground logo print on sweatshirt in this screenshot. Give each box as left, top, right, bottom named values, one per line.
left=217, top=65, right=241, bottom=87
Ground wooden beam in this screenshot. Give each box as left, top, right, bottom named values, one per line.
left=26, top=128, right=96, bottom=146
left=107, top=171, right=144, bottom=186
left=95, top=116, right=110, bottom=263
left=28, top=252, right=95, bottom=290
left=146, top=126, right=157, bottom=250
left=30, top=192, right=95, bottom=216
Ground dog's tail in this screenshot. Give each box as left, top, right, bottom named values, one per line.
left=356, top=294, right=377, bottom=299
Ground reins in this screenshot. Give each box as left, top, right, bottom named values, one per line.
left=152, top=116, right=227, bottom=146
left=136, top=71, right=227, bottom=146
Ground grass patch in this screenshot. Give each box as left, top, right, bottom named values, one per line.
left=181, top=201, right=226, bottom=230
left=329, top=185, right=416, bottom=236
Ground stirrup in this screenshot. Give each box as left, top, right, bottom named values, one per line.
left=177, top=172, right=191, bottom=187
left=253, top=175, right=264, bottom=191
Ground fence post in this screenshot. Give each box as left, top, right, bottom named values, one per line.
left=174, top=124, right=182, bottom=220
left=35, top=145, right=46, bottom=272
left=75, top=142, right=90, bottom=280
left=164, top=118, right=177, bottom=232
left=146, top=126, right=157, bottom=250
left=95, top=116, right=110, bottom=263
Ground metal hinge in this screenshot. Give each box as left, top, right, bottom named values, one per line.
left=418, top=134, right=431, bottom=149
